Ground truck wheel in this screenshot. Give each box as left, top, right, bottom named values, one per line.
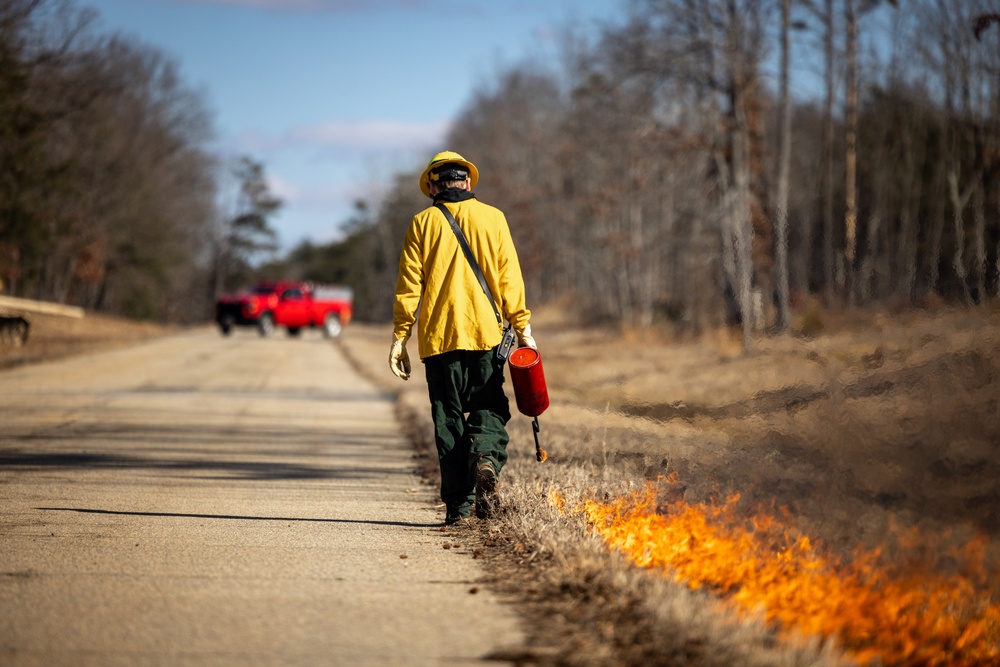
left=218, top=315, right=233, bottom=336
left=258, top=312, right=275, bottom=337
left=287, top=327, right=301, bottom=337
left=323, top=313, right=342, bottom=339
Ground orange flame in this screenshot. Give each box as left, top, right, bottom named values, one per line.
left=554, top=482, right=1000, bottom=666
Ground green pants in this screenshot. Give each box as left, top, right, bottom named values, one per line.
left=424, top=348, right=511, bottom=513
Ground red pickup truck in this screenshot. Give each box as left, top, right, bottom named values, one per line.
left=215, top=280, right=353, bottom=338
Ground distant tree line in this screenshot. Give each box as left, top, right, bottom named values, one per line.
left=285, top=0, right=1000, bottom=340
left=0, top=0, right=280, bottom=321
left=5, top=0, right=999, bottom=337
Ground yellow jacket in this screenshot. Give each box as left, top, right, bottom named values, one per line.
left=393, top=197, right=530, bottom=359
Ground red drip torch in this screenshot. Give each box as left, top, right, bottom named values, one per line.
left=508, top=347, right=549, bottom=462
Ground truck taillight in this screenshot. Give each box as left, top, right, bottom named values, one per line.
left=245, top=302, right=258, bottom=315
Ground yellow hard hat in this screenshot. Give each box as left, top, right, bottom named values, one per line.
left=419, top=150, right=479, bottom=198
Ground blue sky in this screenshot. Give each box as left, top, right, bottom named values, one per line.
left=82, top=0, right=627, bottom=252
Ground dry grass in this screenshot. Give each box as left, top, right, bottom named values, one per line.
left=10, top=305, right=997, bottom=665
left=0, top=310, right=175, bottom=370
left=339, top=303, right=1000, bottom=666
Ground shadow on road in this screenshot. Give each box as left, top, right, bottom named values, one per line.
left=37, top=506, right=441, bottom=529
left=0, top=450, right=415, bottom=482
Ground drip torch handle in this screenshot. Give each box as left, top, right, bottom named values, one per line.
left=533, top=416, right=547, bottom=462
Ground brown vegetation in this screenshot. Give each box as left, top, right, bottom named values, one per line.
left=0, top=311, right=174, bottom=370
left=341, top=303, right=1000, bottom=666
left=6, top=303, right=999, bottom=665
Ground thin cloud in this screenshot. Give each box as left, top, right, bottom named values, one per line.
left=290, top=119, right=449, bottom=149
left=270, top=177, right=353, bottom=209
left=266, top=174, right=302, bottom=201
left=233, top=118, right=449, bottom=156
left=163, top=0, right=430, bottom=11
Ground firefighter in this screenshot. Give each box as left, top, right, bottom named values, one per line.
left=390, top=151, right=535, bottom=525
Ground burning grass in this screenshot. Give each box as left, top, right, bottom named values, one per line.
left=340, top=305, right=1000, bottom=667
left=559, top=479, right=1000, bottom=667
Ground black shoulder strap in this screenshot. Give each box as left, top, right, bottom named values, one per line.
left=435, top=202, right=502, bottom=326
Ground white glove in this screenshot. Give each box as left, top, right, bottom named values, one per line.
left=389, top=335, right=411, bottom=380
left=516, top=324, right=536, bottom=349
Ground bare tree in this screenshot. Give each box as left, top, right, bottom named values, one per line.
left=354, top=0, right=1000, bottom=331
left=798, top=0, right=842, bottom=303
left=774, top=0, right=794, bottom=330
left=210, top=156, right=281, bottom=297
left=0, top=1, right=221, bottom=320
left=914, top=0, right=998, bottom=304
left=843, top=0, right=860, bottom=298
left=448, top=66, right=569, bottom=309
left=0, top=0, right=94, bottom=296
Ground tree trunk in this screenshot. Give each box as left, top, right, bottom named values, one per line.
left=897, top=124, right=926, bottom=304
left=927, top=174, right=946, bottom=295
left=844, top=0, right=859, bottom=300
left=774, top=0, right=792, bottom=331
left=946, top=170, right=975, bottom=305
left=860, top=210, right=881, bottom=303
left=733, top=102, right=756, bottom=350
left=822, top=0, right=836, bottom=303
left=972, top=182, right=987, bottom=302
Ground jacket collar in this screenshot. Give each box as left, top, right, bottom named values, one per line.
left=433, top=188, right=476, bottom=204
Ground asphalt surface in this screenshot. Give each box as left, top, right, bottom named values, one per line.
left=0, top=328, right=523, bottom=666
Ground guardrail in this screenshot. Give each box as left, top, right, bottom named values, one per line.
left=0, top=295, right=84, bottom=319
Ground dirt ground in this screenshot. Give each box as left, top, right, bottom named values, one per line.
left=7, top=303, right=1000, bottom=665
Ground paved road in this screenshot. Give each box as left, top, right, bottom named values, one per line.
left=0, top=329, right=523, bottom=666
